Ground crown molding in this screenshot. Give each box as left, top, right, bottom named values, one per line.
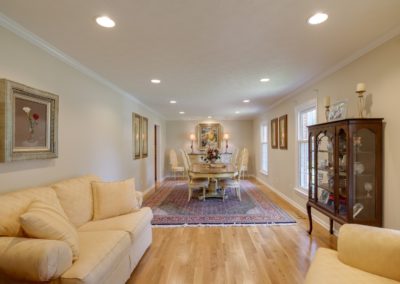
left=0, top=12, right=164, bottom=120
left=264, top=23, right=400, bottom=112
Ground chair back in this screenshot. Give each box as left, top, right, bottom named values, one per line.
left=241, top=148, right=249, bottom=169
left=183, top=150, right=192, bottom=168
left=169, top=149, right=179, bottom=167
left=179, top=149, right=189, bottom=170
left=230, top=148, right=239, bottom=166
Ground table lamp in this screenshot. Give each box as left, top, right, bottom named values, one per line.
left=190, top=134, right=196, bottom=153
left=223, top=133, right=229, bottom=153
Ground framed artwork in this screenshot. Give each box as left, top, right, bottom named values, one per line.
left=197, top=123, right=221, bottom=150
left=328, top=100, right=348, bottom=121
left=279, top=114, right=288, bottom=149
left=141, top=116, right=148, bottom=158
left=132, top=113, right=141, bottom=159
left=271, top=118, right=278, bottom=149
left=0, top=79, right=58, bottom=162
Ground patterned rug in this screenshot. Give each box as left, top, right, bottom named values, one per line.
left=144, top=179, right=296, bottom=226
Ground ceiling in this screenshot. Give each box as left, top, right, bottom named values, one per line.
left=1, top=0, right=400, bottom=120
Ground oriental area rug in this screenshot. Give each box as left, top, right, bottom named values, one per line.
left=144, top=179, right=296, bottom=226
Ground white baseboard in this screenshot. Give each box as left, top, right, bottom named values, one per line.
left=255, top=177, right=332, bottom=233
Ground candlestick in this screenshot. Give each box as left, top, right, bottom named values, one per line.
left=223, top=134, right=229, bottom=153
left=190, top=134, right=195, bottom=153
left=325, top=106, right=330, bottom=122
left=324, top=96, right=330, bottom=107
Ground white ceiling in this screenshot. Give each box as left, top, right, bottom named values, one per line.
left=1, top=0, right=400, bottom=120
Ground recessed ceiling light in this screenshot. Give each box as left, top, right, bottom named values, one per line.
left=169, top=100, right=176, bottom=104
left=96, top=16, right=115, bottom=28
left=243, top=99, right=250, bottom=103
left=151, top=79, right=161, bottom=84
left=308, top=13, right=328, bottom=25
left=235, top=111, right=240, bottom=114
left=208, top=116, right=212, bottom=119
left=179, top=111, right=185, bottom=114
left=260, top=78, right=270, bottom=82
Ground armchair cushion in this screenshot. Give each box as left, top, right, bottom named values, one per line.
left=92, top=178, right=139, bottom=221
left=338, top=224, right=400, bottom=282
left=20, top=200, right=80, bottom=260
left=0, top=237, right=73, bottom=282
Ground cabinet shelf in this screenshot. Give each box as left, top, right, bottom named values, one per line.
left=307, top=118, right=383, bottom=235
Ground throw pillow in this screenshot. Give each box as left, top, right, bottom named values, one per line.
left=20, top=200, right=80, bottom=261
left=91, top=178, right=139, bottom=221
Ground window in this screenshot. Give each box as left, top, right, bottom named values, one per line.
left=260, top=123, right=268, bottom=174
left=297, top=102, right=317, bottom=192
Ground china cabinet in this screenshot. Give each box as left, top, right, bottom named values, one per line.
left=307, top=118, right=383, bottom=234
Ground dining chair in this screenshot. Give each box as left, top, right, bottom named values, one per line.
left=169, top=149, right=185, bottom=179
left=230, top=148, right=239, bottom=166
left=219, top=153, right=243, bottom=201
left=180, top=149, right=209, bottom=201
left=239, top=147, right=249, bottom=179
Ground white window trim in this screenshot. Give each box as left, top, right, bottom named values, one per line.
left=260, top=122, right=269, bottom=175
left=294, top=98, right=317, bottom=196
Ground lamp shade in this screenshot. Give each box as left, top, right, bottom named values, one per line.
left=223, top=133, right=229, bottom=140
left=190, top=134, right=196, bottom=140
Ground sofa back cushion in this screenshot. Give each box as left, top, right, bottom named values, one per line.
left=0, top=187, right=67, bottom=237
left=20, top=200, right=80, bottom=260
left=92, top=178, right=139, bottom=221
left=51, top=175, right=101, bottom=227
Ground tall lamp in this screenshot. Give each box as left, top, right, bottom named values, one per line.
left=223, top=133, right=229, bottom=153
left=190, top=134, right=196, bottom=153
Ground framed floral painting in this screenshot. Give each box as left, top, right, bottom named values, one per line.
left=271, top=118, right=278, bottom=149
left=279, top=114, right=288, bottom=150
left=132, top=113, right=141, bottom=160
left=197, top=123, right=221, bottom=150
left=0, top=79, right=58, bottom=162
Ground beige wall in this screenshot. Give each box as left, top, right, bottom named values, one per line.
left=0, top=26, right=166, bottom=193
left=166, top=119, right=254, bottom=175
left=254, top=35, right=400, bottom=229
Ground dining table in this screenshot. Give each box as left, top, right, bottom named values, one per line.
left=189, top=163, right=239, bottom=200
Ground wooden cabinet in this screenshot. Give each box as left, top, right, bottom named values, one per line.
left=307, top=118, right=383, bottom=234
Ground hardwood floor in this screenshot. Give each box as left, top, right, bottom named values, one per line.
left=128, top=179, right=337, bottom=284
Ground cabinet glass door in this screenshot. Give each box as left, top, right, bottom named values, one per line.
left=316, top=130, right=335, bottom=212
left=352, top=128, right=376, bottom=221
left=309, top=133, right=315, bottom=200
left=338, top=128, right=348, bottom=219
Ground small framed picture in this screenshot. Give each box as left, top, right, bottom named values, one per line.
left=0, top=79, right=58, bottom=162
left=279, top=114, right=288, bottom=149
left=132, top=113, right=141, bottom=160
left=141, top=116, right=148, bottom=158
left=319, top=189, right=330, bottom=204
left=271, top=118, right=278, bottom=149
left=328, top=100, right=348, bottom=121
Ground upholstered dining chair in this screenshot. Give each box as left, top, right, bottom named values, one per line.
left=239, top=148, right=249, bottom=179
left=219, top=151, right=243, bottom=201
left=180, top=149, right=209, bottom=201
left=169, top=149, right=185, bottom=179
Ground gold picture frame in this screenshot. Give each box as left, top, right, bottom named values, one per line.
left=0, top=79, right=59, bottom=162
left=279, top=114, right=288, bottom=150
left=271, top=118, right=278, bottom=149
left=141, top=116, right=148, bottom=158
left=197, top=123, right=221, bottom=150
left=132, top=113, right=141, bottom=159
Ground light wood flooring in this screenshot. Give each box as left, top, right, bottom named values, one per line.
left=127, top=178, right=337, bottom=284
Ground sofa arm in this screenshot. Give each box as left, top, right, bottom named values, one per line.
left=338, top=224, right=400, bottom=282
left=135, top=191, right=144, bottom=208
left=0, top=237, right=73, bottom=282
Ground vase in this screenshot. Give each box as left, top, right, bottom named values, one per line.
left=210, top=158, right=216, bottom=164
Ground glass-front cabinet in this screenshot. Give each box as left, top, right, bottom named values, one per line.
left=307, top=119, right=383, bottom=234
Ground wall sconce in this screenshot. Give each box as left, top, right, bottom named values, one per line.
left=190, top=134, right=196, bottom=153
left=223, top=133, right=229, bottom=153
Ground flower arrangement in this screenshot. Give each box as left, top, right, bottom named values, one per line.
left=22, top=107, right=40, bottom=134
left=201, top=147, right=221, bottom=163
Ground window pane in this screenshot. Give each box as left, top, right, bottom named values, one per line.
left=261, top=143, right=268, bottom=172
left=299, top=141, right=309, bottom=188
left=261, top=124, right=267, bottom=143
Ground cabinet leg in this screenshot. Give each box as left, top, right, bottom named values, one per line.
left=307, top=203, right=313, bottom=234
left=329, top=219, right=334, bottom=234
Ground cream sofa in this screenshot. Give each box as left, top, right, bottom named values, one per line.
left=0, top=175, right=153, bottom=284
left=305, top=224, right=400, bottom=284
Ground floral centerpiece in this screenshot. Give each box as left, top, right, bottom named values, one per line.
left=201, top=147, right=221, bottom=164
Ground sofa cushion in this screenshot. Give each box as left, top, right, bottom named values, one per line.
left=78, top=207, right=153, bottom=242
left=60, top=231, right=130, bottom=284
left=20, top=200, right=80, bottom=260
left=0, top=186, right=67, bottom=237
left=91, top=178, right=139, bottom=221
left=0, top=237, right=73, bottom=282
left=52, top=175, right=101, bottom=227
left=305, top=248, right=398, bottom=284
